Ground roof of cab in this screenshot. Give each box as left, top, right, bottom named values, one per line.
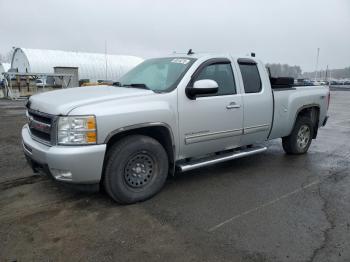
left=164, top=52, right=260, bottom=62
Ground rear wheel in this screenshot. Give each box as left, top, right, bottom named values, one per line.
left=282, top=117, right=314, bottom=154
left=104, top=135, right=168, bottom=204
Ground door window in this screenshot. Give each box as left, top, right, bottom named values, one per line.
left=194, top=63, right=236, bottom=96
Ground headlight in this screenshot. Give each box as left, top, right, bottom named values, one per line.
left=57, top=115, right=97, bottom=145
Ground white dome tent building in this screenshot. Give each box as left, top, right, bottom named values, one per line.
left=10, top=48, right=143, bottom=84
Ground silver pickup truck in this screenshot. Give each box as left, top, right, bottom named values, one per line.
left=22, top=53, right=330, bottom=203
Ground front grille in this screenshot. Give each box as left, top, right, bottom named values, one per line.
left=27, top=109, right=55, bottom=145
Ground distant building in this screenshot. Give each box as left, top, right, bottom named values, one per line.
left=10, top=48, right=143, bottom=83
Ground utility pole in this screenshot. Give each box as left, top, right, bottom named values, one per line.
left=314, top=47, right=320, bottom=81
left=105, top=40, right=108, bottom=81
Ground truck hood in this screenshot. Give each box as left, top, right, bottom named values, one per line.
left=28, top=86, right=154, bottom=115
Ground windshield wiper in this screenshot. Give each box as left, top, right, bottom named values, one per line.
left=114, top=82, right=160, bottom=92
left=121, top=83, right=151, bottom=90
left=112, top=82, right=121, bottom=86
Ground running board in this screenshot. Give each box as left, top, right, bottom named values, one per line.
left=177, top=146, right=267, bottom=172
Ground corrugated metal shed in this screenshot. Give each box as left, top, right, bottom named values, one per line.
left=11, top=48, right=143, bottom=82
left=0, top=62, right=10, bottom=80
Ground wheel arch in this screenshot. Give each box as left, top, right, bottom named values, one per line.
left=103, top=123, right=176, bottom=176
left=292, top=104, right=320, bottom=139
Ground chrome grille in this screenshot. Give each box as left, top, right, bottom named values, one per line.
left=27, top=109, right=55, bottom=145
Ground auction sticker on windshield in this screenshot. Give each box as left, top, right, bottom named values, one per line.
left=171, top=58, right=190, bottom=64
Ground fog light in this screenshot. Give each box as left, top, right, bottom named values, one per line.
left=50, top=168, right=73, bottom=180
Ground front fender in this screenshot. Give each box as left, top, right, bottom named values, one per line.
left=68, top=92, right=178, bottom=148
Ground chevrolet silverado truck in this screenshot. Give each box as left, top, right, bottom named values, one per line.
left=22, top=53, right=330, bottom=204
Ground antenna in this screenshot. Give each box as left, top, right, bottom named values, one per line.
left=187, top=49, right=194, bottom=55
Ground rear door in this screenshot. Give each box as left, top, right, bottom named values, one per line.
left=178, top=58, right=244, bottom=159
left=237, top=58, right=273, bottom=145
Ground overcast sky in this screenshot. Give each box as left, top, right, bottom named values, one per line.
left=0, top=0, right=349, bottom=71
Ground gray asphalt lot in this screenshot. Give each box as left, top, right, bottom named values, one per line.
left=0, top=90, right=349, bottom=262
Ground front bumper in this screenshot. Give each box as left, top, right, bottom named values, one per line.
left=22, top=125, right=106, bottom=184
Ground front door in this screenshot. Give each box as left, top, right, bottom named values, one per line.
left=178, top=59, right=243, bottom=159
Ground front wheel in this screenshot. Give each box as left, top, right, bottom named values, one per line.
left=104, top=135, right=169, bottom=204
left=282, top=117, right=314, bottom=154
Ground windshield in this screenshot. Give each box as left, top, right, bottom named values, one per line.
left=117, top=57, right=196, bottom=92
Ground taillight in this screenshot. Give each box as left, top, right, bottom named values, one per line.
left=327, top=91, right=330, bottom=110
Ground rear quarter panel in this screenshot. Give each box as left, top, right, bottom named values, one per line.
left=269, top=86, right=329, bottom=139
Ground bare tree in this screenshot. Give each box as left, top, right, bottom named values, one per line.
left=302, top=67, right=350, bottom=79
left=0, top=50, right=13, bottom=63
left=266, top=63, right=302, bottom=79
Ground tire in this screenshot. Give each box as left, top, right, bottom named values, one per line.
left=282, top=117, right=314, bottom=154
left=104, top=135, right=169, bottom=204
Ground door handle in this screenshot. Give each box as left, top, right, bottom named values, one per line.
left=226, top=102, right=241, bottom=109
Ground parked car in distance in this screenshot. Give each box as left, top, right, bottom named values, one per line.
left=22, top=53, right=330, bottom=204
left=35, top=79, right=46, bottom=87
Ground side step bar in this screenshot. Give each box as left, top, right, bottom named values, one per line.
left=177, top=146, right=267, bottom=172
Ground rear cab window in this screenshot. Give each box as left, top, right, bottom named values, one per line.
left=238, top=58, right=262, bottom=93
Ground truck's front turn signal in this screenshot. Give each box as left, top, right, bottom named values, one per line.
left=87, top=116, right=96, bottom=130
left=86, top=131, right=97, bottom=143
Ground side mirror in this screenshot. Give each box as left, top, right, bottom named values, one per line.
left=186, top=79, right=219, bottom=99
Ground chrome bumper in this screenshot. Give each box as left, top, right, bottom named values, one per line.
left=22, top=125, right=106, bottom=183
